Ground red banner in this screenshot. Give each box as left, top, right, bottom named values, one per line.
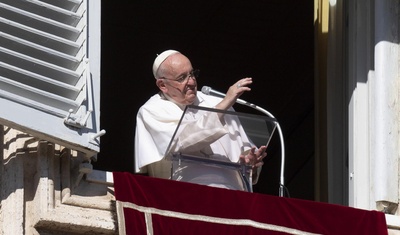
left=113, top=172, right=387, bottom=235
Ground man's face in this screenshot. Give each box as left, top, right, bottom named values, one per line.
left=157, top=54, right=198, bottom=105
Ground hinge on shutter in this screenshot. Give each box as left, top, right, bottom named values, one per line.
left=64, top=108, right=92, bottom=128
left=64, top=58, right=92, bottom=129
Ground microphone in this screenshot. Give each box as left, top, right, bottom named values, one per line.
left=200, top=85, right=286, bottom=197
left=201, top=86, right=247, bottom=105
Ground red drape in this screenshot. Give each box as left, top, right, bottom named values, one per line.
left=113, top=172, right=388, bottom=235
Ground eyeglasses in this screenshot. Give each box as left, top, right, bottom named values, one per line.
left=161, top=69, right=200, bottom=84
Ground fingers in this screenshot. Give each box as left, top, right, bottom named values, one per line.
left=229, top=77, right=252, bottom=95
left=235, top=77, right=252, bottom=91
left=257, top=146, right=267, bottom=161
left=242, top=146, right=267, bottom=167
left=219, top=77, right=253, bottom=110
left=239, top=146, right=267, bottom=167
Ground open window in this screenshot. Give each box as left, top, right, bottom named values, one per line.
left=0, top=0, right=102, bottom=157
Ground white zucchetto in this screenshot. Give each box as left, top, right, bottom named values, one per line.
left=152, top=49, right=180, bottom=78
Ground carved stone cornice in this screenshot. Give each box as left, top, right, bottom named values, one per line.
left=0, top=127, right=117, bottom=235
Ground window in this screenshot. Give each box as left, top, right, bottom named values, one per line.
left=0, top=0, right=102, bottom=156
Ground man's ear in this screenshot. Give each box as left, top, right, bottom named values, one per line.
left=156, top=79, right=167, bottom=92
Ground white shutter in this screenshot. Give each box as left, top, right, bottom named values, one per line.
left=0, top=0, right=102, bottom=156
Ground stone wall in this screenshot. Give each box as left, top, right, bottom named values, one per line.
left=0, top=126, right=117, bottom=235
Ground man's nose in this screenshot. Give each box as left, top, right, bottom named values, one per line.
left=187, top=76, right=196, bottom=85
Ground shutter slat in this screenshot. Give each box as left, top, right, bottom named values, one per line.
left=1, top=0, right=83, bottom=26
left=39, top=0, right=83, bottom=12
left=0, top=75, right=81, bottom=112
left=0, top=61, right=81, bottom=99
left=0, top=2, right=82, bottom=41
left=0, top=17, right=81, bottom=55
left=0, top=31, right=81, bottom=70
left=0, top=47, right=81, bottom=84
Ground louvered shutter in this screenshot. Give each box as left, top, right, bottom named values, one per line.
left=0, top=0, right=102, bottom=156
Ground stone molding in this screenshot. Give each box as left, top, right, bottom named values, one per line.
left=0, top=127, right=117, bottom=235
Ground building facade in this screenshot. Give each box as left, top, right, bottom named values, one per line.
left=0, top=0, right=399, bottom=234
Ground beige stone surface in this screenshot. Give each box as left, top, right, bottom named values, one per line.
left=0, top=127, right=117, bottom=235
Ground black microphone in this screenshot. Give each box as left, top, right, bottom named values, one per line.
left=201, top=86, right=247, bottom=105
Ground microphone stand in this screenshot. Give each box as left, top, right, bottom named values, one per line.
left=236, top=99, right=286, bottom=197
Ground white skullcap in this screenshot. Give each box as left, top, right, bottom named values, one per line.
left=152, top=49, right=180, bottom=78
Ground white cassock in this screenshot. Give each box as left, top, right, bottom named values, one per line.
left=134, top=92, right=254, bottom=190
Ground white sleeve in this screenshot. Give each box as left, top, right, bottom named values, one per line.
left=134, top=100, right=182, bottom=172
